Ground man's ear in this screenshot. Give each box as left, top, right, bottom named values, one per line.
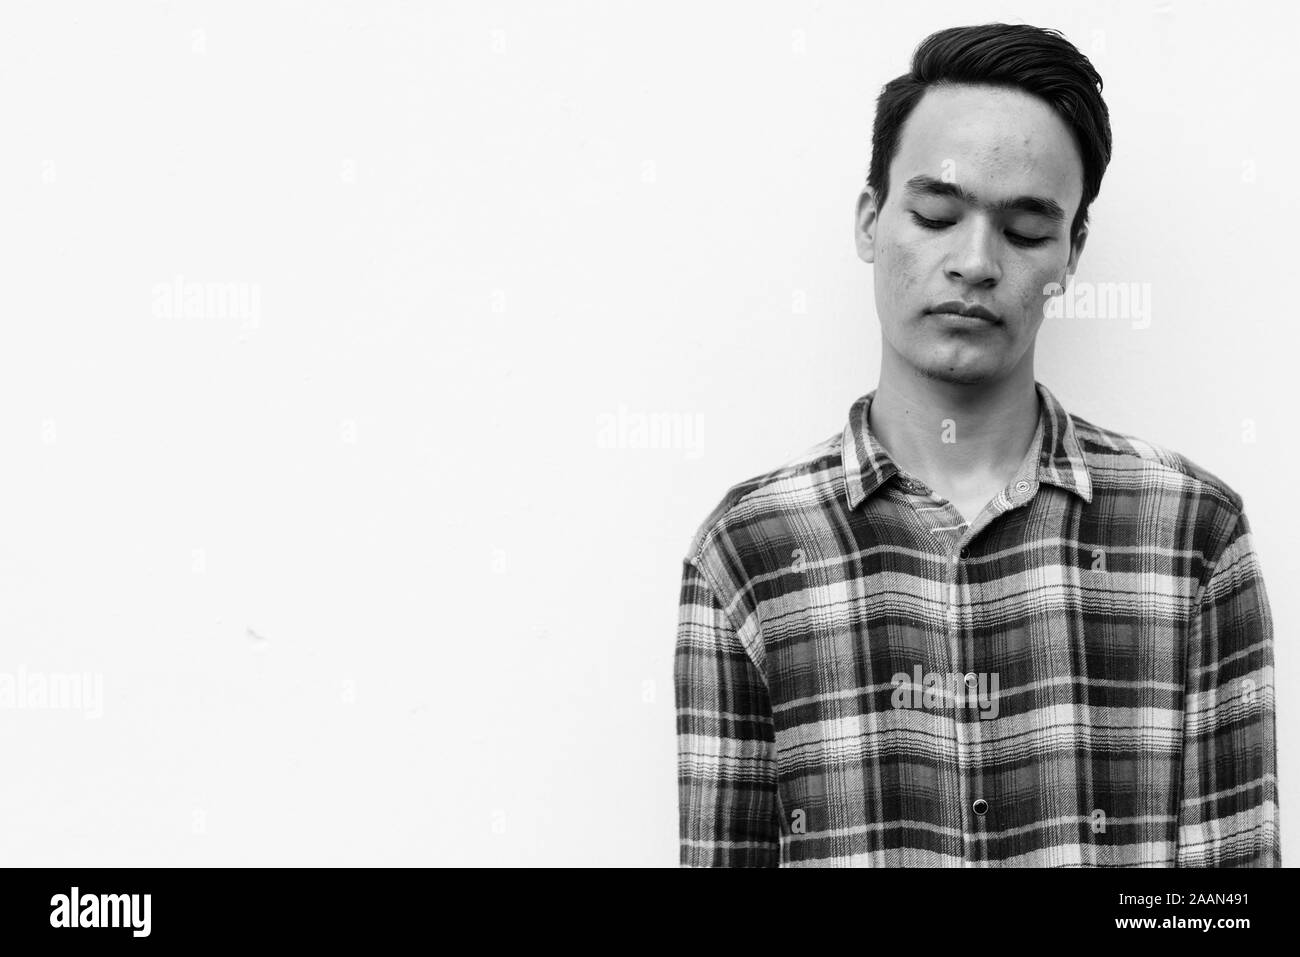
left=855, top=186, right=879, bottom=264
left=1064, top=224, right=1088, bottom=283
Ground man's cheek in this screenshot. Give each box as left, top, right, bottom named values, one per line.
left=878, top=239, right=922, bottom=300
left=1023, top=268, right=1064, bottom=319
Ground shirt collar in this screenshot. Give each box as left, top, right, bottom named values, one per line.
left=840, top=380, right=1094, bottom=511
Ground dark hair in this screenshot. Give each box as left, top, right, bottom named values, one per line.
left=867, top=23, right=1112, bottom=248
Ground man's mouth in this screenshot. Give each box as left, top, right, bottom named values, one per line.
left=925, top=300, right=1001, bottom=323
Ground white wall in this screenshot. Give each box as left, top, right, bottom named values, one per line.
left=0, top=0, right=1294, bottom=866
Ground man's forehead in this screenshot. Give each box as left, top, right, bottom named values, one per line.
left=893, top=84, right=1082, bottom=188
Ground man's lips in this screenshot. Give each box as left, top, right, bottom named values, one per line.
left=926, top=300, right=1001, bottom=323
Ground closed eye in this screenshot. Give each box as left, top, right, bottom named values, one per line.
left=910, top=212, right=953, bottom=230
left=1006, top=232, right=1050, bottom=248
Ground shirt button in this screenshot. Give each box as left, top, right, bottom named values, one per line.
left=972, top=799, right=988, bottom=816
left=959, top=547, right=969, bottom=558
left=1014, top=480, right=1030, bottom=493
left=964, top=672, right=978, bottom=690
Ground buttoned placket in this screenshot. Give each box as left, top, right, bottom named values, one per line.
left=895, top=472, right=1037, bottom=866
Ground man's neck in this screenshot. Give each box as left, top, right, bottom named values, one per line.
left=867, top=359, right=1040, bottom=498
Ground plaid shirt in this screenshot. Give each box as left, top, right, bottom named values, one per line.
left=675, top=381, right=1279, bottom=867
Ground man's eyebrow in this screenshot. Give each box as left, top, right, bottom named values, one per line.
left=902, top=175, right=1065, bottom=223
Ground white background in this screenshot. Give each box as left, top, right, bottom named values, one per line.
left=0, top=0, right=1295, bottom=866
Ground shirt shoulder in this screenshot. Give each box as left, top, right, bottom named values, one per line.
left=684, top=428, right=844, bottom=568
left=1069, top=412, right=1245, bottom=516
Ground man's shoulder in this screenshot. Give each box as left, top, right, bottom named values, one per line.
left=1069, top=411, right=1245, bottom=514
left=684, top=429, right=844, bottom=565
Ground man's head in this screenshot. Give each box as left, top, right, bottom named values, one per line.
left=855, top=24, right=1111, bottom=385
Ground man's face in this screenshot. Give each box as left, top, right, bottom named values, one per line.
left=856, top=84, right=1087, bottom=385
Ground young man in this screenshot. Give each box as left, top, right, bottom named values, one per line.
left=674, top=23, right=1279, bottom=867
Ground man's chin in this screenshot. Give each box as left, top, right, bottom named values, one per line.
left=913, top=358, right=999, bottom=386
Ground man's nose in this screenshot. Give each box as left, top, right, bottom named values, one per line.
left=943, top=219, right=1001, bottom=286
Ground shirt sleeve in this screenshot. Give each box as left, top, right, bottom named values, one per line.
left=674, top=557, right=780, bottom=867
left=1176, top=508, right=1280, bottom=866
